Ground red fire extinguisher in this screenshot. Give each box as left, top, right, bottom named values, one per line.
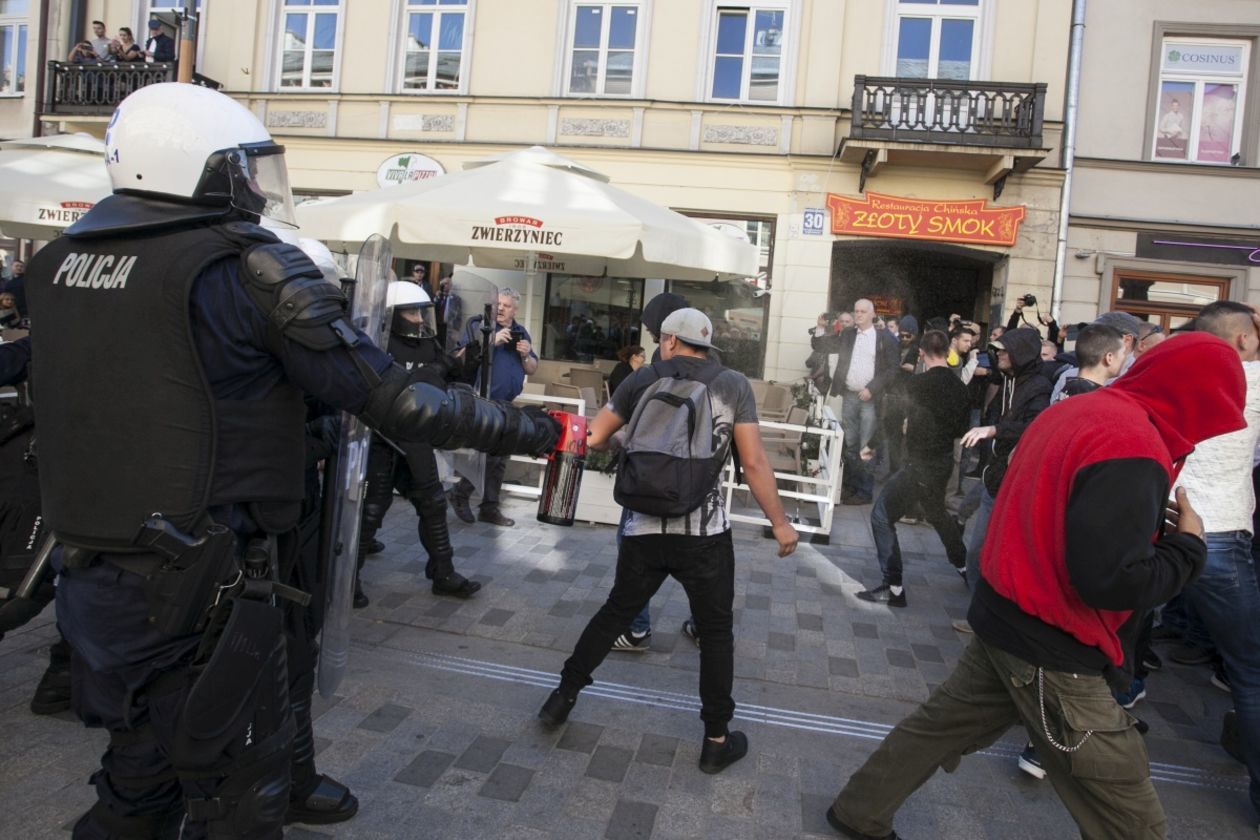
left=537, top=411, right=587, bottom=526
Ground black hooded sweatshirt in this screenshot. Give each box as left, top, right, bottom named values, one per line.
left=984, top=327, right=1051, bottom=496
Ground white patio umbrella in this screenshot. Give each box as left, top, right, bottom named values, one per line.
left=0, top=133, right=111, bottom=240
left=294, top=146, right=759, bottom=324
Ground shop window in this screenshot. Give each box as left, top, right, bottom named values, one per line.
left=542, top=275, right=644, bottom=362
left=400, top=0, right=468, bottom=92
left=1152, top=38, right=1249, bottom=164
left=709, top=2, right=788, bottom=103
left=1111, top=268, right=1229, bottom=332
left=566, top=2, right=643, bottom=97
left=893, top=0, right=981, bottom=80
left=0, top=0, right=27, bottom=96
left=671, top=216, right=774, bottom=379
left=278, top=0, right=341, bottom=89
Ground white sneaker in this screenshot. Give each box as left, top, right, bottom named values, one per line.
left=611, top=630, right=651, bottom=652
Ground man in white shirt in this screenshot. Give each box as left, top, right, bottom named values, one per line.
left=817, top=298, right=900, bottom=504
left=1176, top=300, right=1260, bottom=829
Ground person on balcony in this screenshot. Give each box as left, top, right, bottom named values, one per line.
left=141, top=19, right=175, bottom=63
left=109, top=28, right=143, bottom=63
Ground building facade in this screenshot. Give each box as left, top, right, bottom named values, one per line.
left=1062, top=0, right=1260, bottom=332
left=12, top=0, right=1080, bottom=381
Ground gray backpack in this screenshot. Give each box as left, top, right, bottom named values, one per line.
left=614, top=361, right=729, bottom=517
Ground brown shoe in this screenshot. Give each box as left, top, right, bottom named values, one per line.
left=478, top=508, right=515, bottom=527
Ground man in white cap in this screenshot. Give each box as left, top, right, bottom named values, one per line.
left=537, top=308, right=798, bottom=774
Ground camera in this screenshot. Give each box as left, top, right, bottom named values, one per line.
left=1021, top=293, right=1037, bottom=307
left=509, top=325, right=526, bottom=345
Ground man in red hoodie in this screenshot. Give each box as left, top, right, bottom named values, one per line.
left=826, top=333, right=1246, bottom=840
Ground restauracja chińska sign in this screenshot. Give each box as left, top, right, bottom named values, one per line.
left=826, top=192, right=1026, bottom=247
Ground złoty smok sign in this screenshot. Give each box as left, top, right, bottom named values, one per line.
left=826, top=192, right=1026, bottom=247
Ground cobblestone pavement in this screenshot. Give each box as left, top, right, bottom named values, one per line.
left=0, top=485, right=1252, bottom=839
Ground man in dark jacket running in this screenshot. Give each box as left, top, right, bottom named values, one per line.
left=826, top=333, right=1245, bottom=840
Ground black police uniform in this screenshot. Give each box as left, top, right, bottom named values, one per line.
left=357, top=326, right=479, bottom=602
left=25, top=195, right=558, bottom=840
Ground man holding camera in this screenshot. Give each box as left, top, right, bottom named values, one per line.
left=450, top=287, right=539, bottom=527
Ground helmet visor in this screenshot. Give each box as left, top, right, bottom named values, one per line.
left=391, top=304, right=436, bottom=341
left=242, top=144, right=297, bottom=228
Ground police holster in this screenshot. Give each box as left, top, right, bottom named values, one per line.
left=134, top=516, right=238, bottom=638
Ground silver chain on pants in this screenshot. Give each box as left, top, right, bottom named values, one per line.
left=1037, top=667, right=1095, bottom=753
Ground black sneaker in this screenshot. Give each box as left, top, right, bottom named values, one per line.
left=825, top=806, right=900, bottom=839
left=1211, top=663, right=1232, bottom=694
left=1222, top=710, right=1244, bottom=764
left=1017, top=743, right=1046, bottom=779
left=681, top=618, right=701, bottom=648
left=538, top=689, right=576, bottom=727
left=366, top=539, right=386, bottom=556
left=611, top=630, right=651, bottom=652
left=855, top=584, right=906, bottom=608
left=698, top=730, right=748, bottom=774
left=1140, top=649, right=1163, bottom=672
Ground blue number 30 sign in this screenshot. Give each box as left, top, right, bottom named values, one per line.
left=802, top=208, right=826, bottom=235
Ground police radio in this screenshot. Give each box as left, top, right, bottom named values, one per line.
left=536, top=411, right=586, bottom=527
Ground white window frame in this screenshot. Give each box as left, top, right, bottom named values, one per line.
left=0, top=1, right=27, bottom=98
left=561, top=1, right=648, bottom=99
left=700, top=1, right=796, bottom=106
left=393, top=0, right=473, bottom=95
left=1150, top=37, right=1250, bottom=166
left=270, top=0, right=345, bottom=92
left=882, top=0, right=992, bottom=81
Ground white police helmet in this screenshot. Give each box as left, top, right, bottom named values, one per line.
left=386, top=280, right=435, bottom=341
left=104, top=82, right=297, bottom=226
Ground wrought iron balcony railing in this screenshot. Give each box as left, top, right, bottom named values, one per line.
left=44, top=62, right=220, bottom=116
left=850, top=75, right=1046, bottom=149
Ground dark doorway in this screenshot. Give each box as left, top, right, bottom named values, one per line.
left=829, top=240, right=1003, bottom=332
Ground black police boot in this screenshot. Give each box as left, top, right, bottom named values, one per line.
left=417, top=495, right=480, bottom=598
left=30, top=636, right=72, bottom=715
left=353, top=575, right=369, bottom=609
left=287, top=682, right=360, bottom=826
left=366, top=539, right=386, bottom=556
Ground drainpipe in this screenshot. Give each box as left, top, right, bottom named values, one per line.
left=31, top=0, right=52, bottom=136
left=177, top=0, right=198, bottom=83
left=1050, top=0, right=1086, bottom=323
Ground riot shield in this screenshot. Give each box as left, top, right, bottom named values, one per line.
left=317, top=234, right=392, bottom=699
left=436, top=269, right=499, bottom=496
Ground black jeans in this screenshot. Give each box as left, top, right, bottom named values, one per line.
left=871, top=452, right=965, bottom=586
left=560, top=531, right=736, bottom=738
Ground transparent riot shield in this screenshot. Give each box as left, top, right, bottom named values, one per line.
left=317, top=234, right=392, bottom=699
left=435, top=269, right=499, bottom=497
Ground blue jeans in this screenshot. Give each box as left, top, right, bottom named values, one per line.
left=841, top=392, right=878, bottom=499
left=871, top=453, right=965, bottom=587
left=964, top=487, right=996, bottom=590
left=1182, top=530, right=1260, bottom=819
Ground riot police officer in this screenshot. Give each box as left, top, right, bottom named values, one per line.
left=24, top=83, right=558, bottom=839
left=356, top=282, right=481, bottom=607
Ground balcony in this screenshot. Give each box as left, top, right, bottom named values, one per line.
left=840, top=75, right=1051, bottom=198
left=43, top=62, right=220, bottom=118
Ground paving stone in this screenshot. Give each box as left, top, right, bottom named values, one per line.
left=393, top=750, right=455, bottom=787
left=768, top=632, right=797, bottom=652
left=853, top=622, right=880, bottom=639
left=605, top=798, right=658, bottom=840
left=744, top=594, right=771, bottom=610
left=557, top=722, right=604, bottom=754
left=426, top=599, right=462, bottom=618
left=454, top=735, right=512, bottom=773
left=549, top=600, right=581, bottom=618
left=478, top=762, right=535, bottom=802
left=886, top=649, right=916, bottom=669
left=749, top=571, right=772, bottom=585
left=798, top=613, right=824, bottom=632
left=635, top=733, right=679, bottom=768
left=357, top=703, right=411, bottom=733
left=587, top=745, right=635, bottom=783
left=479, top=608, right=515, bottom=627
left=911, top=643, right=945, bottom=664
left=525, top=569, right=550, bottom=583
left=1149, top=701, right=1195, bottom=727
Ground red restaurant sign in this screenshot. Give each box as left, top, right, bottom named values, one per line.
left=826, top=192, right=1026, bottom=247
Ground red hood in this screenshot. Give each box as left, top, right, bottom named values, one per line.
left=1109, top=332, right=1246, bottom=463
